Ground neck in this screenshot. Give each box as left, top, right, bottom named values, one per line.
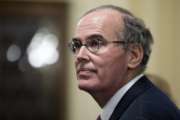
left=90, top=70, right=141, bottom=108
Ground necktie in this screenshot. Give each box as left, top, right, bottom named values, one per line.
left=96, top=115, right=101, bottom=120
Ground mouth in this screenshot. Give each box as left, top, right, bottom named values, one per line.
left=77, top=68, right=97, bottom=79
left=77, top=68, right=96, bottom=73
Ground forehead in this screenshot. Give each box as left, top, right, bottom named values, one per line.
left=74, top=9, right=124, bottom=41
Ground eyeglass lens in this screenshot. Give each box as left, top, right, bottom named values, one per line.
left=70, top=37, right=103, bottom=53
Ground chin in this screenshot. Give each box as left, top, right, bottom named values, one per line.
left=78, top=80, right=99, bottom=92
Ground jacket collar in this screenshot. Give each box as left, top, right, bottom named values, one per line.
left=109, top=76, right=152, bottom=120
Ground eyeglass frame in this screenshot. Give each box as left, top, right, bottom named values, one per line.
left=68, top=35, right=127, bottom=55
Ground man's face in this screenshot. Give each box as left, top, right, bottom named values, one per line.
left=73, top=10, right=129, bottom=94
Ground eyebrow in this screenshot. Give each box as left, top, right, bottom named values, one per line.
left=72, top=37, right=80, bottom=41
left=87, top=34, right=105, bottom=40
left=72, top=34, right=107, bottom=42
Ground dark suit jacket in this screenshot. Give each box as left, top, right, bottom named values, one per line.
left=109, top=76, right=180, bottom=120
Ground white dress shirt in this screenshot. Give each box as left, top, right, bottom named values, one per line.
left=100, top=74, right=144, bottom=120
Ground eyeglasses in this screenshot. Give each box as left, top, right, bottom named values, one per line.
left=68, top=35, right=126, bottom=54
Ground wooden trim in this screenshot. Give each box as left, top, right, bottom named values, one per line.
left=0, top=1, right=67, bottom=16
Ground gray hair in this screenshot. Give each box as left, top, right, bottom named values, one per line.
left=82, top=5, right=153, bottom=71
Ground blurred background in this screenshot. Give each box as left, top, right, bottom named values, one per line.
left=0, top=0, right=179, bottom=120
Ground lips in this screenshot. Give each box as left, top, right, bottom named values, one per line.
left=77, top=68, right=97, bottom=74
left=76, top=67, right=97, bottom=80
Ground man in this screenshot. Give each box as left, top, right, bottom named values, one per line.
left=68, top=5, right=180, bottom=120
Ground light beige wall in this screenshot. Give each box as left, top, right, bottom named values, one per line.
left=174, top=0, right=180, bottom=106
left=67, top=0, right=180, bottom=120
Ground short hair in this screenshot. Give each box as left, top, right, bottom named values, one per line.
left=82, top=5, right=153, bottom=72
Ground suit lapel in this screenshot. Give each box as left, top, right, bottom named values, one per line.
left=109, top=76, right=152, bottom=120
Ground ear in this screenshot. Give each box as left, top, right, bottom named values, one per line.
left=127, top=44, right=144, bottom=69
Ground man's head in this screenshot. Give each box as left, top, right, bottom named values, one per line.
left=82, top=5, right=153, bottom=71
left=69, top=5, right=153, bottom=106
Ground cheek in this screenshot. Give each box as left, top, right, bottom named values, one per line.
left=95, top=52, right=128, bottom=85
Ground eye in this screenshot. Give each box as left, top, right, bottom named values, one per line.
left=73, top=40, right=82, bottom=48
left=87, top=36, right=105, bottom=48
left=87, top=39, right=99, bottom=48
left=71, top=39, right=82, bottom=53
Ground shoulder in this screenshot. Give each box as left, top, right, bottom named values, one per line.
left=125, top=84, right=180, bottom=120
left=114, top=76, right=180, bottom=120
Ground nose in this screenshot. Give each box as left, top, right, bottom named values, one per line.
left=75, top=46, right=90, bottom=64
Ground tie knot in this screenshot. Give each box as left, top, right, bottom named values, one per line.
left=96, top=115, right=101, bottom=120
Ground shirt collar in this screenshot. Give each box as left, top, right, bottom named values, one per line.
left=101, top=74, right=144, bottom=120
